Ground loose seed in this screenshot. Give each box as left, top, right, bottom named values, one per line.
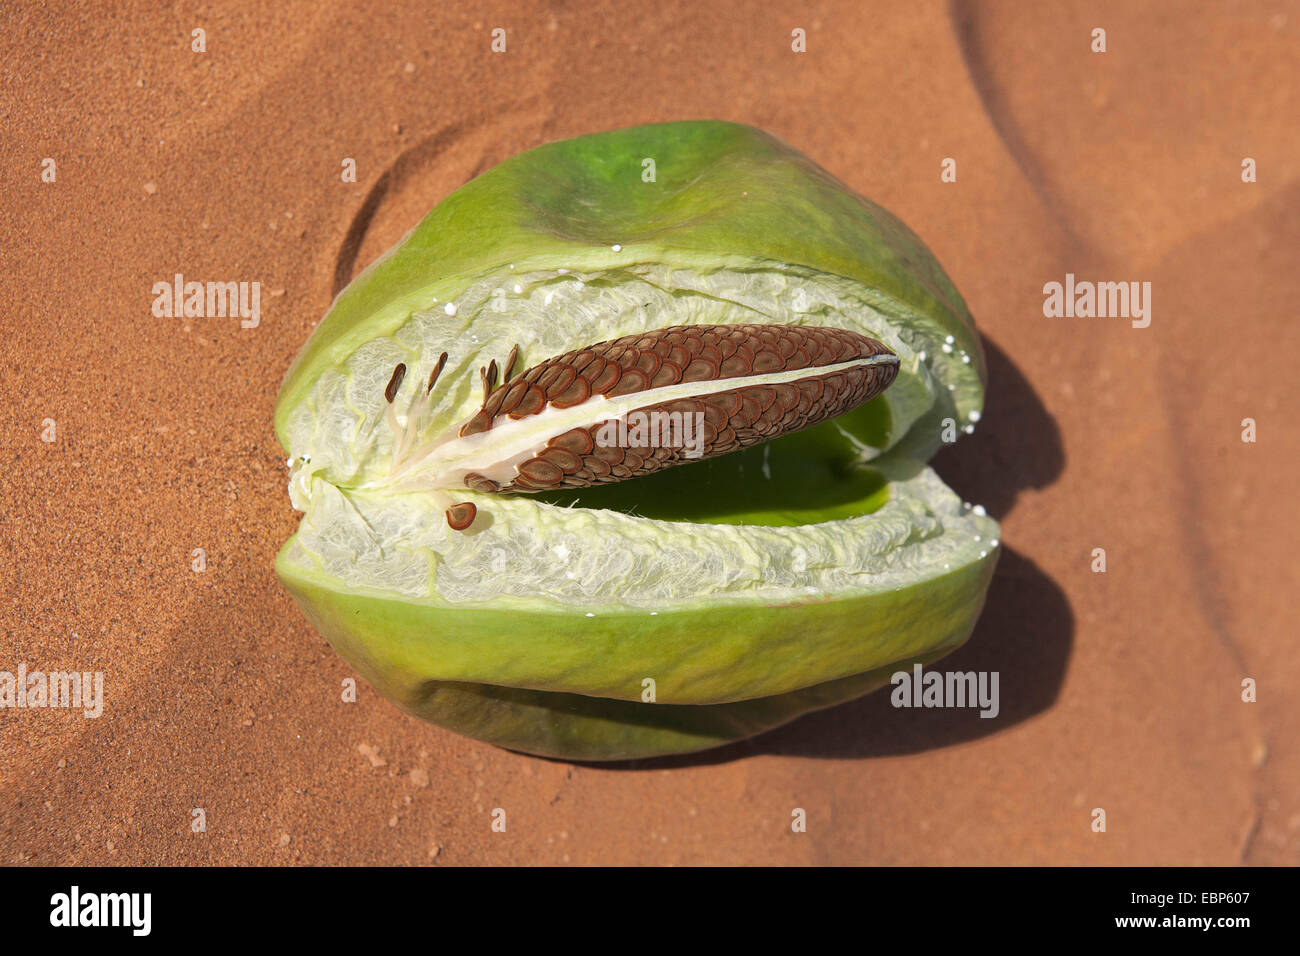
left=445, top=501, right=477, bottom=531
left=426, top=352, right=448, bottom=395
left=385, top=363, right=406, bottom=404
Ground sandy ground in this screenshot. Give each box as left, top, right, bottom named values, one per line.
left=2, top=0, right=1296, bottom=865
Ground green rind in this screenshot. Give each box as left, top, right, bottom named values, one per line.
left=274, top=120, right=983, bottom=453
left=325, top=650, right=965, bottom=762
left=280, top=546, right=995, bottom=760
left=277, top=537, right=998, bottom=706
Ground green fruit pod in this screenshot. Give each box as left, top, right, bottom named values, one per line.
left=275, top=121, right=999, bottom=760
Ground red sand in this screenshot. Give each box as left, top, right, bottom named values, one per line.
left=1, top=1, right=1295, bottom=864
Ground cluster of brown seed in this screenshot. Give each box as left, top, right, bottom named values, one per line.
left=457, top=323, right=898, bottom=494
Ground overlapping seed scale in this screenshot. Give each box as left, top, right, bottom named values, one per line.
left=497, top=332, right=899, bottom=493
left=465, top=324, right=893, bottom=440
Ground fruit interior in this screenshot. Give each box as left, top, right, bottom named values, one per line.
left=278, top=256, right=998, bottom=612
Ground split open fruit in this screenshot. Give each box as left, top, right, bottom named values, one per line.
left=274, top=121, right=999, bottom=760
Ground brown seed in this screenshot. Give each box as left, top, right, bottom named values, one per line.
left=502, top=344, right=519, bottom=383
left=541, top=447, right=583, bottom=473
left=591, top=363, right=621, bottom=394
left=385, top=363, right=406, bottom=403
left=706, top=391, right=744, bottom=417
left=426, top=352, right=449, bottom=394
left=463, top=472, right=501, bottom=493
left=578, top=356, right=607, bottom=381
left=607, top=368, right=648, bottom=397
left=445, top=501, right=477, bottom=531
left=635, top=350, right=662, bottom=377
left=508, top=385, right=546, bottom=418
left=517, top=457, right=564, bottom=485
left=592, top=443, right=624, bottom=465
left=682, top=358, right=718, bottom=382
left=772, top=383, right=800, bottom=412
left=722, top=343, right=754, bottom=374
left=484, top=385, right=509, bottom=418
left=796, top=378, right=824, bottom=404
left=458, top=410, right=492, bottom=437
left=549, top=376, right=590, bottom=409
left=663, top=398, right=702, bottom=416
left=545, top=365, right=576, bottom=398
left=568, top=348, right=596, bottom=368
left=701, top=403, right=728, bottom=428
left=650, top=361, right=682, bottom=388
left=536, top=364, right=565, bottom=391
left=497, top=379, right=529, bottom=416
left=549, top=427, right=595, bottom=455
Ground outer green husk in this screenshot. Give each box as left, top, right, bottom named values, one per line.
left=275, top=121, right=999, bottom=760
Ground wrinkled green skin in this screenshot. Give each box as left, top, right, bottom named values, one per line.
left=280, top=557, right=993, bottom=760
left=276, top=121, right=996, bottom=760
